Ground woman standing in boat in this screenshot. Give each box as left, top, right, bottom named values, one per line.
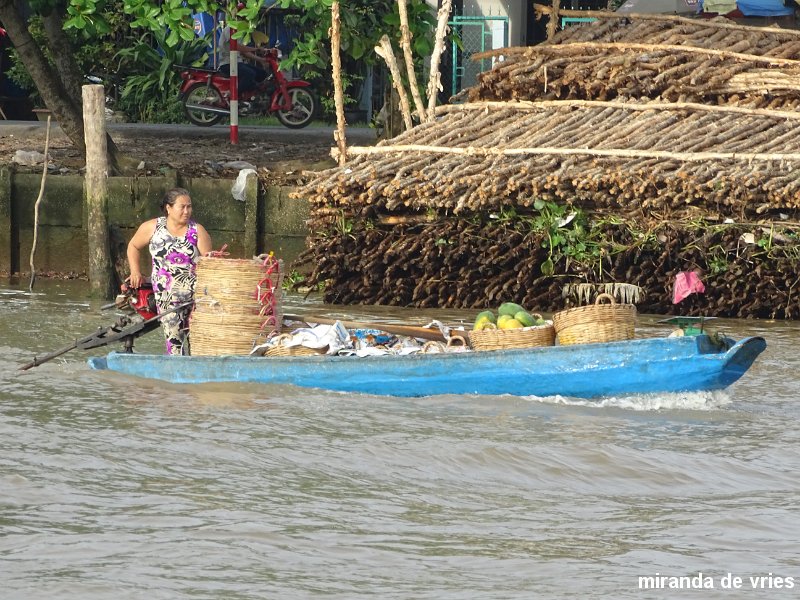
left=126, top=188, right=212, bottom=355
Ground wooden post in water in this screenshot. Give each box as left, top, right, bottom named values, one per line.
left=83, top=84, right=114, bottom=299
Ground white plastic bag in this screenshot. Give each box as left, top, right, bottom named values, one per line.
left=231, top=168, right=258, bottom=202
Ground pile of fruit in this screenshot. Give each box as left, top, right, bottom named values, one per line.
left=473, top=303, right=549, bottom=331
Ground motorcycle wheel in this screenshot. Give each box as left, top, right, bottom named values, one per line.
left=183, top=82, right=225, bottom=127
left=275, top=88, right=316, bottom=129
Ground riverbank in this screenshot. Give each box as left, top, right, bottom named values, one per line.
left=0, top=168, right=308, bottom=280
left=0, top=121, right=380, bottom=281
left=0, top=120, right=377, bottom=180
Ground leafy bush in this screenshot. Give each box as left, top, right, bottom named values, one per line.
left=115, top=30, right=208, bottom=123
left=6, top=5, right=135, bottom=104
left=277, top=0, right=435, bottom=120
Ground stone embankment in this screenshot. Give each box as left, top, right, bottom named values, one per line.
left=0, top=121, right=376, bottom=280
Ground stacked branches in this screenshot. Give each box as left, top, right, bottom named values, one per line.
left=294, top=16, right=800, bottom=316
left=300, top=219, right=800, bottom=319
left=468, top=17, right=800, bottom=108
left=299, top=102, right=800, bottom=223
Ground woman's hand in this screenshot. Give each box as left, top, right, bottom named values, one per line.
left=128, top=272, right=144, bottom=288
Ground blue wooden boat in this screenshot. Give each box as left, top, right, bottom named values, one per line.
left=88, top=334, right=766, bottom=399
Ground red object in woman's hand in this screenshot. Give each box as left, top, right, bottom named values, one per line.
left=205, top=243, right=229, bottom=258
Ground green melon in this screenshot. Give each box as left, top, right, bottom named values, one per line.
left=475, top=310, right=496, bottom=324
left=514, top=311, right=535, bottom=327
left=498, top=302, right=526, bottom=317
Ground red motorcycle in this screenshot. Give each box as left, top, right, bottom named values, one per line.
left=178, top=46, right=316, bottom=129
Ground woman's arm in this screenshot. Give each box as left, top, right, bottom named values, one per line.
left=196, top=223, right=213, bottom=256
left=126, top=219, right=156, bottom=287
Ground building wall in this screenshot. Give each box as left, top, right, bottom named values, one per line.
left=423, top=0, right=527, bottom=46
left=461, top=0, right=527, bottom=46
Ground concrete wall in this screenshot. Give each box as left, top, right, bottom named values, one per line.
left=0, top=168, right=310, bottom=277
left=461, top=0, right=527, bottom=46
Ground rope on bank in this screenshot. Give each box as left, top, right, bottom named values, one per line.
left=28, top=114, right=52, bottom=292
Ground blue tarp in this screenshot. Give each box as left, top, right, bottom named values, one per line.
left=701, top=0, right=796, bottom=15
left=737, top=0, right=795, bottom=15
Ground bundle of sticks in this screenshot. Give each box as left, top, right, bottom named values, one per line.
left=468, top=13, right=800, bottom=108
left=295, top=218, right=800, bottom=319
left=290, top=13, right=800, bottom=317
left=297, top=101, right=800, bottom=223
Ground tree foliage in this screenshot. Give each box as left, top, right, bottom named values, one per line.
left=6, top=3, right=134, bottom=102
left=276, top=0, right=434, bottom=72
left=2, top=0, right=437, bottom=153
left=115, top=30, right=209, bottom=122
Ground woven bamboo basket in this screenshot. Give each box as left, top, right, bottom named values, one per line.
left=264, top=334, right=327, bottom=357
left=552, top=293, right=636, bottom=346
left=189, top=256, right=283, bottom=356
left=421, top=334, right=469, bottom=354
left=468, top=315, right=555, bottom=351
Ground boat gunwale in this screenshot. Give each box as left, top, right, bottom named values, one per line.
left=99, top=333, right=751, bottom=365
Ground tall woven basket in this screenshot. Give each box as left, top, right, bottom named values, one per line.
left=189, top=256, right=283, bottom=356
left=552, top=293, right=636, bottom=346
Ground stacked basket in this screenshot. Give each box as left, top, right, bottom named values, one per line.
left=189, top=256, right=283, bottom=356
left=552, top=293, right=635, bottom=346
left=469, top=314, right=555, bottom=351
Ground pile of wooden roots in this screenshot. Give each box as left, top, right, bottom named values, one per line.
left=468, top=16, right=800, bottom=109
left=298, top=218, right=799, bottom=319
left=293, top=13, right=800, bottom=319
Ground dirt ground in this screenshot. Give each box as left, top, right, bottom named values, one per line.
left=0, top=120, right=377, bottom=185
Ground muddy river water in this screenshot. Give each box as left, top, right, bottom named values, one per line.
left=1, top=280, right=798, bottom=599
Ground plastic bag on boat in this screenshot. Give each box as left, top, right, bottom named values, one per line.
left=284, top=322, right=351, bottom=354
left=251, top=321, right=351, bottom=356
left=350, top=328, right=396, bottom=347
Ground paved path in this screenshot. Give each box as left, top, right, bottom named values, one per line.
left=0, top=120, right=378, bottom=145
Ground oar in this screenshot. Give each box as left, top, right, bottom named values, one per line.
left=283, top=313, right=466, bottom=342
left=19, top=301, right=191, bottom=371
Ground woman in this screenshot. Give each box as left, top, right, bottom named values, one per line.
left=127, top=188, right=212, bottom=355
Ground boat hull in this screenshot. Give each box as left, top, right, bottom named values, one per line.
left=87, top=335, right=766, bottom=399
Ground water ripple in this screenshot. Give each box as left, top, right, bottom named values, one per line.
left=1, top=282, right=799, bottom=598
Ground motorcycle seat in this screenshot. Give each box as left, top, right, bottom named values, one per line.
left=175, top=64, right=221, bottom=74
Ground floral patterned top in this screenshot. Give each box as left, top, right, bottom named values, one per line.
left=149, top=216, right=200, bottom=305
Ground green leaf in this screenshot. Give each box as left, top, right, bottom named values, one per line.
left=413, top=37, right=431, bottom=56
left=177, top=24, right=195, bottom=41
left=350, top=36, right=365, bottom=60
left=93, top=17, right=112, bottom=35
left=166, top=28, right=179, bottom=47
left=541, top=258, right=554, bottom=277
left=70, top=15, right=87, bottom=29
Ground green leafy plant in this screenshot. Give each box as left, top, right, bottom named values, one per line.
left=526, top=199, right=602, bottom=278
left=115, top=30, right=208, bottom=122
left=6, top=6, right=135, bottom=104
left=276, top=0, right=435, bottom=118
left=706, top=245, right=730, bottom=276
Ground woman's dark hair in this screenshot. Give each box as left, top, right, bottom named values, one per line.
left=160, top=187, right=191, bottom=215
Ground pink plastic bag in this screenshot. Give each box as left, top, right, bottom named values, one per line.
left=672, top=271, right=705, bottom=304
